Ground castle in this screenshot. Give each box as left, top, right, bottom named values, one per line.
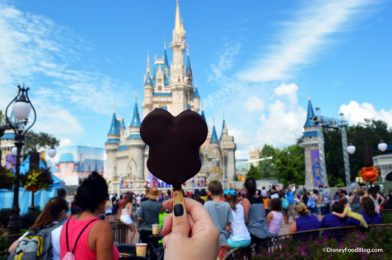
left=300, top=99, right=329, bottom=189
left=105, top=1, right=236, bottom=193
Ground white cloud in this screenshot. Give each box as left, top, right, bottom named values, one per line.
left=273, top=83, right=298, bottom=106
left=205, top=43, right=306, bottom=154
left=339, top=101, right=392, bottom=126
left=256, top=96, right=306, bottom=147
left=238, top=0, right=377, bottom=82
left=208, top=42, right=241, bottom=84
left=0, top=3, right=129, bottom=145
left=60, top=138, right=73, bottom=147
left=245, top=96, right=264, bottom=112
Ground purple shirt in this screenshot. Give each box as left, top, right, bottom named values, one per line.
left=361, top=212, right=382, bottom=225
left=296, top=214, right=321, bottom=231
left=321, top=214, right=360, bottom=238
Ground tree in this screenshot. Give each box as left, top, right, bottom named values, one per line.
left=323, top=119, right=392, bottom=186
left=247, top=164, right=261, bottom=180
left=274, top=145, right=305, bottom=186
left=25, top=131, right=60, bottom=151
left=259, top=144, right=276, bottom=178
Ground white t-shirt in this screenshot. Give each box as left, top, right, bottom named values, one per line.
left=51, top=225, right=63, bottom=260
left=229, top=203, right=251, bottom=241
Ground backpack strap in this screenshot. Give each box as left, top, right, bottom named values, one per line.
left=65, top=217, right=99, bottom=254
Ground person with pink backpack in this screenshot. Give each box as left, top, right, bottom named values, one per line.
left=60, top=172, right=119, bottom=260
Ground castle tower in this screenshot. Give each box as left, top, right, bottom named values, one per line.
left=127, top=102, right=146, bottom=181
left=105, top=1, right=238, bottom=190
left=142, top=54, right=153, bottom=117
left=300, top=99, right=328, bottom=189
left=105, top=112, right=121, bottom=193
left=171, top=0, right=188, bottom=115
left=220, top=119, right=236, bottom=181
left=209, top=125, right=222, bottom=163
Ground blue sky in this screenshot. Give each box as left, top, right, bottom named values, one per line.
left=0, top=0, right=391, bottom=158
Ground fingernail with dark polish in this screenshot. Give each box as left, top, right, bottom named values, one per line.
left=174, top=204, right=184, bottom=216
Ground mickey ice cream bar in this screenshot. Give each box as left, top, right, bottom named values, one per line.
left=140, top=109, right=208, bottom=187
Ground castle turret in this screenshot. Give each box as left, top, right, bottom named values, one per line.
left=128, top=102, right=146, bottom=180
left=105, top=113, right=121, bottom=189
left=300, top=99, right=328, bottom=189
left=220, top=119, right=236, bottom=181
left=143, top=54, right=153, bottom=116
left=171, top=0, right=187, bottom=115
left=209, top=125, right=222, bottom=161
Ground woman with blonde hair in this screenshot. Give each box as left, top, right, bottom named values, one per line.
left=289, top=203, right=320, bottom=234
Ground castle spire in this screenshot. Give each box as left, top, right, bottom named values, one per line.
left=210, top=125, right=219, bottom=144
left=130, top=102, right=141, bottom=127
left=174, top=0, right=182, bottom=34
left=144, top=53, right=153, bottom=85
left=304, top=98, right=316, bottom=128
left=220, top=119, right=227, bottom=140
left=185, top=53, right=192, bottom=77
left=146, top=53, right=151, bottom=74
left=108, top=113, right=120, bottom=136
left=163, top=43, right=169, bottom=67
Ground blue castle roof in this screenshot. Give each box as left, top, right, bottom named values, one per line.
left=201, top=111, right=206, bottom=122
left=144, top=74, right=153, bottom=85
left=210, top=125, right=219, bottom=144
left=121, top=118, right=126, bottom=129
left=193, top=87, right=200, bottom=98
left=1, top=132, right=15, bottom=140
left=107, top=113, right=120, bottom=136
left=130, top=102, right=141, bottom=127
left=58, top=153, right=75, bottom=163
left=164, top=48, right=170, bottom=68
left=185, top=54, right=192, bottom=76
left=220, top=119, right=226, bottom=140
left=304, top=99, right=316, bottom=128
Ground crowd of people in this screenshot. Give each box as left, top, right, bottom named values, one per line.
left=7, top=172, right=392, bottom=260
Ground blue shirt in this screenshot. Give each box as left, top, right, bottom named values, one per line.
left=286, top=192, right=295, bottom=205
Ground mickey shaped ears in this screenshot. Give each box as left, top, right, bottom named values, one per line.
left=140, top=109, right=208, bottom=187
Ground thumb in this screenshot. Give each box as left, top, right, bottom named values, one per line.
left=171, top=189, right=190, bottom=236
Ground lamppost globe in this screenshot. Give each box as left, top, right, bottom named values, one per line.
left=11, top=147, right=17, bottom=156
left=378, top=142, right=387, bottom=152
left=47, top=147, right=57, bottom=158
left=12, top=97, right=32, bottom=121
left=347, top=145, right=356, bottom=154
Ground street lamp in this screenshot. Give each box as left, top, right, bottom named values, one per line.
left=347, top=144, right=356, bottom=155
left=47, top=146, right=57, bottom=158
left=347, top=141, right=388, bottom=155
left=377, top=141, right=392, bottom=153
left=4, top=85, right=36, bottom=230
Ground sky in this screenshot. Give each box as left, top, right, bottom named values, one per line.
left=0, top=0, right=391, bottom=159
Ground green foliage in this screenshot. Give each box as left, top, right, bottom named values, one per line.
left=0, top=166, right=15, bottom=190
left=21, top=169, right=53, bottom=192
left=247, top=164, right=261, bottom=180
left=274, top=145, right=305, bottom=186
left=259, top=145, right=276, bottom=179
left=324, top=119, right=392, bottom=186
left=25, top=131, right=60, bottom=151
left=246, top=144, right=305, bottom=184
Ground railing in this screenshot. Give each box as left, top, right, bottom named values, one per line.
left=224, top=223, right=392, bottom=260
